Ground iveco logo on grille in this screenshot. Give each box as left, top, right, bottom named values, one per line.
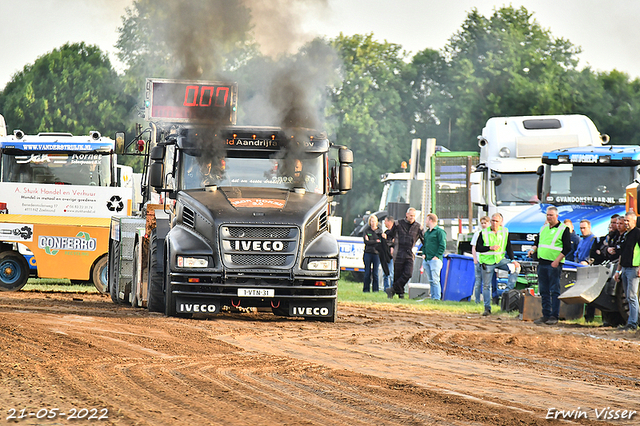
left=232, top=241, right=285, bottom=251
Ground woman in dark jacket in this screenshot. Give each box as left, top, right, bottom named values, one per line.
left=363, top=215, right=383, bottom=292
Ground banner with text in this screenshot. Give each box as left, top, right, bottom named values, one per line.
left=1, top=183, right=132, bottom=217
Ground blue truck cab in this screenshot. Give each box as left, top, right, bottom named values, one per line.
left=506, top=145, right=640, bottom=258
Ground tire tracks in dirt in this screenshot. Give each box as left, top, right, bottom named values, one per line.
left=1, top=292, right=639, bottom=425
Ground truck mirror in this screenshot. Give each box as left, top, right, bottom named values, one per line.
left=150, top=145, right=165, bottom=161
left=537, top=175, right=543, bottom=202
left=489, top=171, right=501, bottom=186
left=339, top=148, right=353, bottom=164
left=536, top=165, right=544, bottom=176
left=148, top=162, right=164, bottom=189
left=339, top=164, right=352, bottom=192
left=115, top=132, right=125, bottom=154
left=329, top=165, right=338, bottom=189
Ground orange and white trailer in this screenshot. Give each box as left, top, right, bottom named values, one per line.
left=0, top=129, right=133, bottom=291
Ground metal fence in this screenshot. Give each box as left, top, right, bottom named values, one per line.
left=431, top=152, right=479, bottom=223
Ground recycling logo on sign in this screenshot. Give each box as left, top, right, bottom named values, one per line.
left=107, top=195, right=124, bottom=212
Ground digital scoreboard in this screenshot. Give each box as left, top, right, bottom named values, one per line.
left=144, top=78, right=238, bottom=125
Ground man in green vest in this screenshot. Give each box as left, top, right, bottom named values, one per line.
left=475, top=213, right=520, bottom=316
left=527, top=206, right=571, bottom=325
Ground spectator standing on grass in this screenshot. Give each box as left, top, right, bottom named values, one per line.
left=564, top=219, right=580, bottom=262
left=362, top=215, right=383, bottom=292
left=575, top=220, right=596, bottom=265
left=613, top=211, right=640, bottom=331
left=382, top=216, right=395, bottom=292
left=471, top=216, right=491, bottom=304
left=528, top=206, right=571, bottom=326
left=475, top=213, right=520, bottom=316
left=384, top=207, right=424, bottom=299
left=421, top=213, right=447, bottom=300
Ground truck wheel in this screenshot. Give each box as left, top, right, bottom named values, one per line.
left=0, top=252, right=29, bottom=291
left=316, top=298, right=337, bottom=323
left=163, top=247, right=191, bottom=318
left=110, top=238, right=122, bottom=304
left=131, top=240, right=140, bottom=307
left=91, top=256, right=108, bottom=294
left=164, top=247, right=176, bottom=317
left=601, top=310, right=625, bottom=327
left=147, top=229, right=165, bottom=313
left=615, top=282, right=630, bottom=324
left=271, top=301, right=289, bottom=317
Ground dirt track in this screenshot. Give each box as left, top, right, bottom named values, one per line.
left=1, top=291, right=639, bottom=425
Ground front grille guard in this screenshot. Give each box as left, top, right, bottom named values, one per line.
left=167, top=271, right=337, bottom=299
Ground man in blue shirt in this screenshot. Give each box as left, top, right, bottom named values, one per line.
left=575, top=220, right=596, bottom=265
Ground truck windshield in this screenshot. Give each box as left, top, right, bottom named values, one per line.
left=1, top=151, right=111, bottom=186
left=381, top=180, right=423, bottom=210
left=544, top=164, right=633, bottom=205
left=495, top=172, right=539, bottom=204
left=181, top=152, right=324, bottom=193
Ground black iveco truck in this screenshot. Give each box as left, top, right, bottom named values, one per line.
left=108, top=79, right=353, bottom=322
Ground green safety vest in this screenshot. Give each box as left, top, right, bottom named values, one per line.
left=478, top=226, right=509, bottom=265
left=623, top=230, right=640, bottom=267
left=537, top=223, right=567, bottom=262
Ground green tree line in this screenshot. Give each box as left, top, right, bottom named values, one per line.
left=2, top=5, right=640, bottom=231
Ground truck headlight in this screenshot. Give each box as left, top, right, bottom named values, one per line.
left=307, top=259, right=337, bottom=271
left=177, top=256, right=209, bottom=268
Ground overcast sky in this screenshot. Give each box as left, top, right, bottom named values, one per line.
left=1, top=0, right=639, bottom=89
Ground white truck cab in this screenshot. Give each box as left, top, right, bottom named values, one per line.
left=470, top=115, right=608, bottom=224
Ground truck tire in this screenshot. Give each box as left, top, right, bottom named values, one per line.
left=164, top=246, right=176, bottom=317
left=316, top=298, right=337, bottom=323
left=131, top=240, right=140, bottom=308
left=615, top=281, right=632, bottom=324
left=0, top=251, right=29, bottom=291
left=163, top=246, right=192, bottom=318
left=110, top=239, right=122, bottom=304
left=91, top=256, right=108, bottom=294
left=601, top=310, right=625, bottom=327
left=271, top=301, right=289, bottom=317
left=147, top=229, right=165, bottom=313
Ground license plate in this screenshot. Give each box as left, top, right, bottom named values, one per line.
left=521, top=245, right=533, bottom=252
left=238, top=288, right=275, bottom=297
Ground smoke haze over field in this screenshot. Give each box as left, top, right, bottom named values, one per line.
left=248, top=0, right=330, bottom=58
left=141, top=0, right=335, bottom=130
left=149, top=0, right=337, bottom=178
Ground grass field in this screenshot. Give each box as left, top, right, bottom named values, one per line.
left=23, top=278, right=99, bottom=293
left=21, top=277, right=488, bottom=314
left=21, top=277, right=597, bottom=322
left=337, top=278, right=498, bottom=315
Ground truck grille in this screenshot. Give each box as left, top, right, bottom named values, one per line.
left=228, top=227, right=291, bottom=239
left=231, top=254, right=288, bottom=266
left=220, top=225, right=298, bottom=269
